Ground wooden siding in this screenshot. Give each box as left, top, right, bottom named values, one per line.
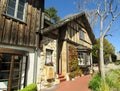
left=66, top=19, right=92, bottom=49
left=0, top=0, right=44, bottom=47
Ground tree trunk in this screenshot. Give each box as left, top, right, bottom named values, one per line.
left=109, top=54, right=112, bottom=62
left=100, top=36, right=105, bottom=80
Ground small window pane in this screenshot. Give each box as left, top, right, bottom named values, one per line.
left=17, top=12, right=23, bottom=20
left=14, top=63, right=20, bottom=70
left=0, top=54, right=11, bottom=80
left=0, top=72, right=10, bottom=80
left=13, top=0, right=16, bottom=2
left=8, top=0, right=16, bottom=8
left=12, top=79, right=19, bottom=88
left=18, top=5, right=24, bottom=13
left=13, top=71, right=20, bottom=78
left=19, top=0, right=25, bottom=5
left=6, top=7, right=15, bottom=16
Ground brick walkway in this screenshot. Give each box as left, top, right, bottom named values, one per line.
left=41, top=75, right=92, bottom=91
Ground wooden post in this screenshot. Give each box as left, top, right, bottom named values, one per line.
left=8, top=56, right=14, bottom=91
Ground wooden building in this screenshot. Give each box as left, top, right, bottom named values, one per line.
left=0, top=0, right=44, bottom=91
left=42, top=12, right=96, bottom=78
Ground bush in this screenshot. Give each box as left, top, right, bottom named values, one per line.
left=105, top=69, right=120, bottom=90
left=114, top=61, right=120, bottom=65
left=98, top=81, right=111, bottom=91
left=17, top=84, right=37, bottom=91
left=75, top=69, right=82, bottom=76
left=89, top=69, right=120, bottom=91
left=89, top=73, right=101, bottom=91
left=69, top=72, right=75, bottom=80
left=69, top=69, right=82, bottom=80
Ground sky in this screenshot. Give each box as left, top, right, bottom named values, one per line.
left=45, top=0, right=120, bottom=53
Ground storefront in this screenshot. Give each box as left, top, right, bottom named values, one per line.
left=0, top=48, right=28, bottom=91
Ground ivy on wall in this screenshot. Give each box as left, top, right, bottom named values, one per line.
left=68, top=45, right=82, bottom=80
left=69, top=45, right=78, bottom=72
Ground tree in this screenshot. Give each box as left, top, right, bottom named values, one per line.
left=92, top=38, right=115, bottom=64
left=45, top=7, right=60, bottom=23
left=75, top=0, right=120, bottom=80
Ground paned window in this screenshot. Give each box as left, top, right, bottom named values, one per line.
left=46, top=49, right=53, bottom=64
left=79, top=29, right=84, bottom=40
left=0, top=54, right=27, bottom=91
left=6, top=0, right=26, bottom=21
left=78, top=52, right=84, bottom=65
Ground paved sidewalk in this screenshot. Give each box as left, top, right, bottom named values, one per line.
left=41, top=75, right=92, bottom=91
left=55, top=75, right=91, bottom=91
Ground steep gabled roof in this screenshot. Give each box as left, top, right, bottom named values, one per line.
left=42, top=12, right=96, bottom=44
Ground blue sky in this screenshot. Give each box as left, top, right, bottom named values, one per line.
left=45, top=0, right=120, bottom=53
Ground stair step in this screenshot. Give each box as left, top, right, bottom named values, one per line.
left=60, top=78, right=66, bottom=82
left=58, top=74, right=66, bottom=82
left=58, top=75, right=64, bottom=78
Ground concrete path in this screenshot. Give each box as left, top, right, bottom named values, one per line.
left=54, top=75, right=91, bottom=91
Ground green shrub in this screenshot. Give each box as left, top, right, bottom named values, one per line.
left=69, top=69, right=82, bottom=80
left=105, top=69, right=120, bottom=90
left=69, top=72, right=75, bottom=80
left=114, top=61, right=120, bottom=65
left=98, top=80, right=111, bottom=91
left=89, top=73, right=101, bottom=91
left=89, top=69, right=120, bottom=91
left=76, top=69, right=82, bottom=76
left=17, top=83, right=37, bottom=91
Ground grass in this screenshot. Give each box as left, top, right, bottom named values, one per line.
left=89, top=69, right=120, bottom=91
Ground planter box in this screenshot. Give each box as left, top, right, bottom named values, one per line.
left=45, top=66, right=55, bottom=80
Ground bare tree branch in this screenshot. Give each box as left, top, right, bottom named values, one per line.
left=97, top=3, right=101, bottom=17
left=103, top=13, right=109, bottom=21
left=103, top=12, right=120, bottom=37
left=103, top=0, right=107, bottom=16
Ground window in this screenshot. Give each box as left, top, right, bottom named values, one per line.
left=6, top=0, right=26, bottom=21
left=46, top=49, right=53, bottom=65
left=79, top=29, right=84, bottom=40
left=0, top=54, right=27, bottom=90
left=78, top=52, right=84, bottom=65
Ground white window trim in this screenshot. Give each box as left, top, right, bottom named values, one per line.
left=6, top=0, right=27, bottom=22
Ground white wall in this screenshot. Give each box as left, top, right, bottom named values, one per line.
left=26, top=53, right=35, bottom=85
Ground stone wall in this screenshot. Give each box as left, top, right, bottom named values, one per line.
left=37, top=36, right=57, bottom=83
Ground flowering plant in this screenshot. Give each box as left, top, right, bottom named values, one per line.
left=46, top=61, right=54, bottom=66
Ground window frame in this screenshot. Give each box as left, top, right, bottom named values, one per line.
left=45, top=49, right=53, bottom=65
left=0, top=54, right=27, bottom=90
left=79, top=28, right=85, bottom=40
left=5, top=0, right=27, bottom=22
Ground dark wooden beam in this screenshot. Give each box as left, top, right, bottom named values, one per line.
left=43, top=32, right=58, bottom=39
left=0, top=48, right=27, bottom=55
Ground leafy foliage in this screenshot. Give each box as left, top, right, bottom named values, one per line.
left=98, top=81, right=111, bottom=91
left=89, top=69, right=120, bottom=91
left=92, top=38, right=115, bottom=63
left=17, top=84, right=37, bottom=91
left=89, top=73, right=101, bottom=91
left=68, top=45, right=82, bottom=80
left=45, top=7, right=60, bottom=23
left=105, top=69, right=120, bottom=90
left=69, top=45, right=78, bottom=72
